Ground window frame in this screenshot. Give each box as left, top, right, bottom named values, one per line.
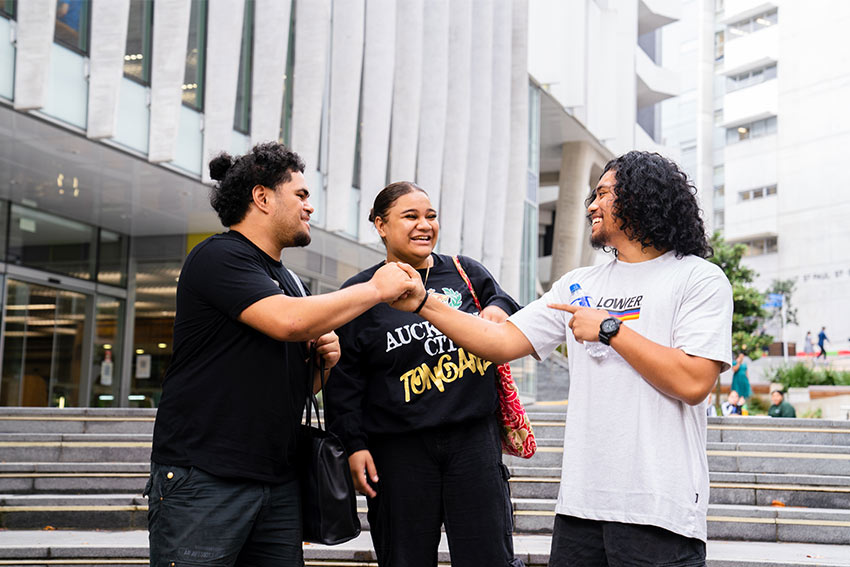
left=123, top=0, right=154, bottom=86
left=181, top=0, right=208, bottom=111
left=232, top=0, right=254, bottom=134
left=53, top=0, right=92, bottom=55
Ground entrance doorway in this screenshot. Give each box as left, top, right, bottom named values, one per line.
left=0, top=280, right=88, bottom=407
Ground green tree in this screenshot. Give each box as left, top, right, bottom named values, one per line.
left=708, top=232, right=773, bottom=357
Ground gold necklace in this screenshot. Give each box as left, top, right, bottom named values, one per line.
left=423, top=263, right=431, bottom=288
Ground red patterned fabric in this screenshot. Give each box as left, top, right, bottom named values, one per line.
left=451, top=257, right=537, bottom=459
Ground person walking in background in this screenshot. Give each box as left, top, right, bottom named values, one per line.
left=731, top=351, right=751, bottom=402
left=768, top=389, right=797, bottom=418
left=146, top=143, right=416, bottom=566
left=325, top=182, right=524, bottom=567
left=818, top=327, right=829, bottom=359
left=392, top=151, right=733, bottom=567
left=803, top=331, right=815, bottom=356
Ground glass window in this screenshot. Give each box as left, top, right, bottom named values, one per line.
left=0, top=200, right=7, bottom=260
left=751, top=119, right=765, bottom=137
left=182, top=0, right=207, bottom=110
left=766, top=236, right=778, bottom=254
left=713, top=210, right=724, bottom=229
left=766, top=116, right=777, bottom=134
left=124, top=0, right=153, bottom=84
left=90, top=296, right=125, bottom=407
left=0, top=281, right=88, bottom=407
left=54, top=0, right=90, bottom=53
left=98, top=229, right=129, bottom=287
left=714, top=30, right=724, bottom=61
left=764, top=64, right=777, bottom=80
left=0, top=0, right=14, bottom=19
left=766, top=185, right=777, bottom=195
left=233, top=0, right=254, bottom=133
left=8, top=204, right=97, bottom=280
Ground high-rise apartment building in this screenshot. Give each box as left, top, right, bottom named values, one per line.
left=664, top=0, right=850, bottom=352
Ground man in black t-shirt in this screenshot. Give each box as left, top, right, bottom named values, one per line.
left=147, top=143, right=416, bottom=566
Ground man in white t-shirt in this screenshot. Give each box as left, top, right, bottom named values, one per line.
left=393, top=151, right=732, bottom=566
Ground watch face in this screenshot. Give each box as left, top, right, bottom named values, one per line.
left=601, top=318, right=619, bottom=333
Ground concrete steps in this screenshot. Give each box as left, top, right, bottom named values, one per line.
left=1, top=531, right=849, bottom=567
left=0, top=408, right=849, bottom=565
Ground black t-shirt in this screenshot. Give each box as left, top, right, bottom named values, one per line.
left=151, top=231, right=310, bottom=483
left=325, top=253, right=520, bottom=455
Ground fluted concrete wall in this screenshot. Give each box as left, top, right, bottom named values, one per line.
left=358, top=0, right=396, bottom=243
left=481, top=0, right=513, bottom=279
left=87, top=0, right=130, bottom=139
left=290, top=0, right=331, bottom=172
left=325, top=0, right=365, bottom=233
left=460, top=0, right=494, bottom=261
left=438, top=1, right=473, bottom=255
left=148, top=0, right=191, bottom=163
left=250, top=0, right=292, bottom=146
left=415, top=0, right=450, bottom=211
left=388, top=0, right=424, bottom=182
left=201, top=0, right=246, bottom=183
left=502, top=0, right=529, bottom=298
left=13, top=0, right=56, bottom=110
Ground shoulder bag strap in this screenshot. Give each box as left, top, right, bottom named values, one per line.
left=452, top=256, right=482, bottom=312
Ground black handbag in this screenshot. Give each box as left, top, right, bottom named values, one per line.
left=297, top=353, right=361, bottom=545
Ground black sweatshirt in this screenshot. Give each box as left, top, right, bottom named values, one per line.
left=325, top=253, right=520, bottom=455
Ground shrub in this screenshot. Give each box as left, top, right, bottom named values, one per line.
left=747, top=395, right=769, bottom=415
left=773, top=363, right=850, bottom=389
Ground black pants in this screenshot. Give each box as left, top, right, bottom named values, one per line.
left=146, top=462, right=302, bottom=567
left=548, top=514, right=706, bottom=567
left=366, top=415, right=523, bottom=567
left=818, top=345, right=827, bottom=359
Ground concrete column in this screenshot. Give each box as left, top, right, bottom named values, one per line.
left=438, top=0, right=473, bottom=255
left=201, top=0, right=245, bottom=182
left=13, top=0, right=57, bottom=110
left=87, top=0, right=130, bottom=139
left=358, top=0, right=396, bottom=243
left=695, top=0, right=716, bottom=232
left=501, top=0, right=528, bottom=298
left=250, top=0, right=292, bottom=146
left=388, top=0, right=424, bottom=182
left=148, top=0, right=192, bottom=163
left=325, top=0, right=365, bottom=233
left=551, top=142, right=594, bottom=282
left=481, top=0, right=512, bottom=279
left=460, top=0, right=494, bottom=261
left=415, top=0, right=449, bottom=204
left=290, top=0, right=331, bottom=172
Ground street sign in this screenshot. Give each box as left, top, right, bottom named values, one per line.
left=763, top=293, right=783, bottom=309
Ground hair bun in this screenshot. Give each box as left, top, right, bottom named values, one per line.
left=209, top=153, right=234, bottom=181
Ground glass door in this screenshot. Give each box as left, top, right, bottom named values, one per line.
left=0, top=280, right=89, bottom=407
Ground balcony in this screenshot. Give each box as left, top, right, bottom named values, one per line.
left=638, top=0, right=680, bottom=36
left=636, top=47, right=678, bottom=109
left=722, top=20, right=778, bottom=75
left=722, top=79, right=778, bottom=128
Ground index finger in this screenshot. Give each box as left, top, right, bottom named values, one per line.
left=548, top=303, right=577, bottom=313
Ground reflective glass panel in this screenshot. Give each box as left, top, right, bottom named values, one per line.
left=55, top=0, right=89, bottom=53
left=0, top=281, right=87, bottom=407
left=182, top=0, right=207, bottom=109
left=8, top=205, right=97, bottom=280
left=98, top=229, right=128, bottom=287
left=90, top=296, right=125, bottom=407
left=233, top=0, right=253, bottom=133
left=124, top=0, right=153, bottom=83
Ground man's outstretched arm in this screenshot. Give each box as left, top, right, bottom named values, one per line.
left=392, top=267, right=536, bottom=364
left=551, top=302, right=721, bottom=405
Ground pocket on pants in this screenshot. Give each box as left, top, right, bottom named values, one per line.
left=150, top=462, right=195, bottom=501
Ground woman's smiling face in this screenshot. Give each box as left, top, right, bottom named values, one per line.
left=375, top=190, right=439, bottom=268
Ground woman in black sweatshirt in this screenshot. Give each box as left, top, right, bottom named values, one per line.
left=325, top=182, right=525, bottom=567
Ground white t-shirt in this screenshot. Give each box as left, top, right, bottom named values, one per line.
left=509, top=251, right=732, bottom=541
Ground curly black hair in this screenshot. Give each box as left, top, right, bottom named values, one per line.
left=209, top=142, right=306, bottom=227
left=587, top=151, right=712, bottom=258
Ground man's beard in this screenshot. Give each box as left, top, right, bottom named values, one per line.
left=590, top=230, right=606, bottom=249
left=291, top=230, right=311, bottom=248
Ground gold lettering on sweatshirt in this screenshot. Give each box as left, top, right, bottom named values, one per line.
left=398, top=348, right=492, bottom=402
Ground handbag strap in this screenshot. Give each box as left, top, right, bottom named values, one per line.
left=452, top=256, right=483, bottom=312
left=287, top=268, right=327, bottom=431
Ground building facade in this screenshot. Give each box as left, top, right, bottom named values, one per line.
left=527, top=0, right=681, bottom=290
left=662, top=0, right=850, bottom=352
left=0, top=0, right=538, bottom=408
